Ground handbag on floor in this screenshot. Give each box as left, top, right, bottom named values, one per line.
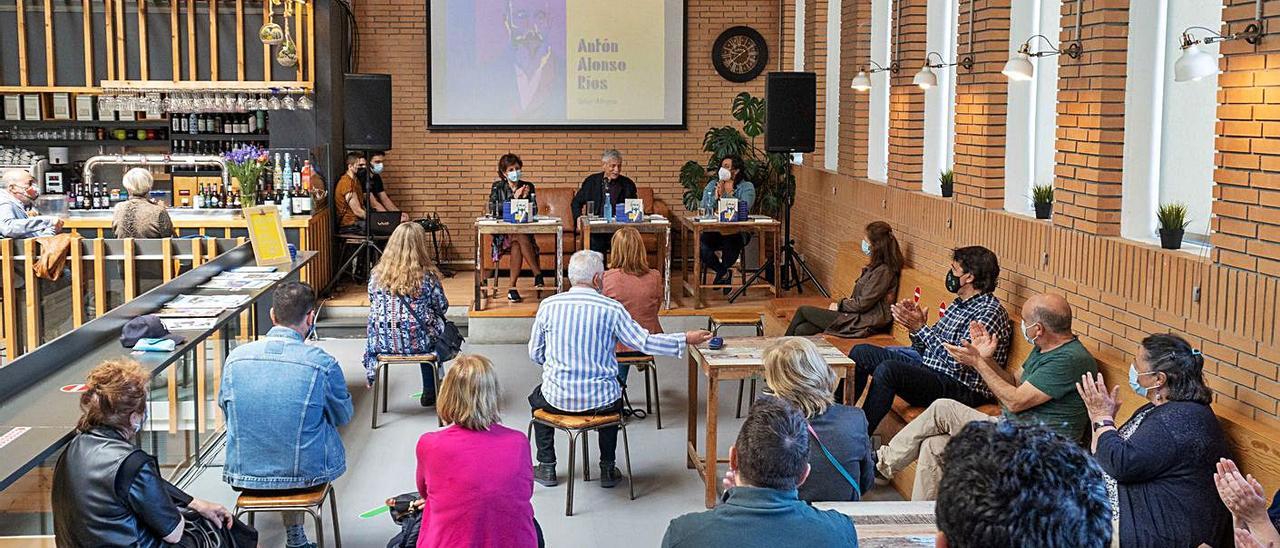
left=385, top=492, right=423, bottom=548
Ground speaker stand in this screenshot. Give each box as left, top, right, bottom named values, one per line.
left=728, top=180, right=828, bottom=302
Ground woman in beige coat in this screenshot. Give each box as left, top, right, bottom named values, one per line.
left=112, top=168, right=174, bottom=239
left=786, top=221, right=902, bottom=338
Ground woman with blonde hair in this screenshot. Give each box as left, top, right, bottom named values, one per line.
left=602, top=226, right=663, bottom=384
left=363, top=221, right=450, bottom=406
left=415, top=354, right=542, bottom=547
left=52, top=359, right=256, bottom=546
left=112, top=167, right=174, bottom=238
left=762, top=337, right=875, bottom=502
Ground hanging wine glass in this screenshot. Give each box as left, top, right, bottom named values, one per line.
left=297, top=92, right=313, bottom=110
left=259, top=0, right=284, bottom=45
left=282, top=90, right=296, bottom=110
left=268, top=91, right=282, bottom=111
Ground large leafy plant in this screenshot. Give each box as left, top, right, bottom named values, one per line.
left=679, top=92, right=795, bottom=216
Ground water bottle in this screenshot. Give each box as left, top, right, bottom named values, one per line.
left=603, top=192, right=614, bottom=223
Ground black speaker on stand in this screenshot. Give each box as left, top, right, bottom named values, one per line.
left=733, top=72, right=829, bottom=301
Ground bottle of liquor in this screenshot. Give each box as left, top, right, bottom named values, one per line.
left=301, top=160, right=312, bottom=192
left=256, top=110, right=267, bottom=134
left=292, top=159, right=301, bottom=190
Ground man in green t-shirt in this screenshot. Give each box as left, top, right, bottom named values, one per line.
left=873, top=293, right=1097, bottom=500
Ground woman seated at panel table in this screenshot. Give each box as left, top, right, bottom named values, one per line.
left=415, top=354, right=543, bottom=547
left=1076, top=333, right=1233, bottom=548
left=699, top=154, right=755, bottom=290
left=488, top=153, right=547, bottom=303
left=602, top=226, right=663, bottom=384
left=761, top=337, right=875, bottom=502
left=363, top=222, right=449, bottom=407
left=112, top=168, right=174, bottom=239
left=51, top=359, right=257, bottom=547
left=785, top=221, right=902, bottom=338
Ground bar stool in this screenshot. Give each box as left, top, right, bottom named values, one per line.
left=371, top=353, right=440, bottom=429
left=707, top=312, right=765, bottom=418
left=527, top=409, right=635, bottom=516
left=233, top=483, right=341, bottom=548
left=617, top=353, right=662, bottom=429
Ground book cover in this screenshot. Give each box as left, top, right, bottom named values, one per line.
left=718, top=198, right=740, bottom=222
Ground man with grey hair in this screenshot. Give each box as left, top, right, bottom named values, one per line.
left=529, top=249, right=711, bottom=487
left=571, top=149, right=638, bottom=254
left=0, top=169, right=61, bottom=238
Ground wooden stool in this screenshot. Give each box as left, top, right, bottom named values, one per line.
left=372, top=353, right=440, bottom=429
left=617, top=354, right=662, bottom=429
left=527, top=409, right=635, bottom=516
left=233, top=483, right=341, bottom=548
left=708, top=312, right=765, bottom=418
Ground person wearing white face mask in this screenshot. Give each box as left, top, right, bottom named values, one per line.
left=785, top=221, right=903, bottom=338
left=1076, top=333, right=1233, bottom=548
left=871, top=293, right=1098, bottom=500
left=698, top=155, right=756, bottom=291
left=366, top=151, right=410, bottom=223
left=488, top=152, right=546, bottom=302
left=0, top=168, right=62, bottom=238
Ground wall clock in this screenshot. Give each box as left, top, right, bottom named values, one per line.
left=712, top=26, right=769, bottom=83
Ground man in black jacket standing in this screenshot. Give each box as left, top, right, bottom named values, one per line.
left=572, top=149, right=637, bottom=254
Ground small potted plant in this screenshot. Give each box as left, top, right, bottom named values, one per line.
left=1032, top=183, right=1053, bottom=219
left=1157, top=202, right=1191, bottom=250
left=939, top=169, right=954, bottom=197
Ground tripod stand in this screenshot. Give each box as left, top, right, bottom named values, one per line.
left=728, top=184, right=828, bottom=302
left=324, top=170, right=382, bottom=295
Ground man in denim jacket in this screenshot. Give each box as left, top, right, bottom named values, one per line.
left=220, top=282, right=353, bottom=548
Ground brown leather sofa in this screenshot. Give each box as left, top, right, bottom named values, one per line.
left=480, top=187, right=673, bottom=274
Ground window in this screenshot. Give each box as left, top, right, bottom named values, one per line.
left=793, top=0, right=806, bottom=166
left=825, top=0, right=843, bottom=171
left=867, top=0, right=892, bottom=182
left=1004, top=0, right=1061, bottom=216
left=1121, top=0, right=1218, bottom=241
left=922, top=0, right=959, bottom=194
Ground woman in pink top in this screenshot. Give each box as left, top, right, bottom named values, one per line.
left=415, top=354, right=541, bottom=548
left=602, top=227, right=663, bottom=384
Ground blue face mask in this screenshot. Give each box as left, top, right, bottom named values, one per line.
left=861, top=240, right=872, bottom=256
left=371, top=162, right=384, bottom=175
left=1129, top=364, right=1160, bottom=397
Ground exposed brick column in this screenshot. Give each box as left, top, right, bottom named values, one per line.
left=1213, top=0, right=1280, bottom=274
left=952, top=0, right=1011, bottom=208
left=839, top=0, right=872, bottom=175
left=805, top=0, right=829, bottom=167
left=887, top=0, right=928, bottom=190
left=1052, top=0, right=1128, bottom=235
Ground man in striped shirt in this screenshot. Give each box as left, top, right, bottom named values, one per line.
left=529, top=250, right=712, bottom=488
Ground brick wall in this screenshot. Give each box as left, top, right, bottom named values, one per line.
left=788, top=0, right=1280, bottom=427
left=354, top=0, right=785, bottom=262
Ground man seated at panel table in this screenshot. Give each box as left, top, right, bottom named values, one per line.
left=661, top=398, right=858, bottom=548
left=335, top=151, right=370, bottom=234
left=571, top=149, right=637, bottom=255
left=219, top=282, right=353, bottom=548
left=874, top=293, right=1098, bottom=500
left=848, top=246, right=1012, bottom=434
left=528, top=249, right=711, bottom=488
left=0, top=168, right=62, bottom=238
left=934, top=421, right=1112, bottom=548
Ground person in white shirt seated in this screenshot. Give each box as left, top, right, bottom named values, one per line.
left=528, top=250, right=711, bottom=488
left=0, top=168, right=62, bottom=238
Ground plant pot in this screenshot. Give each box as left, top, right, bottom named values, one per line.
left=940, top=184, right=953, bottom=198
left=1159, top=228, right=1184, bottom=250
left=1034, top=202, right=1052, bottom=219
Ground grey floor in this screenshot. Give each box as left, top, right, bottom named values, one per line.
left=184, top=317, right=901, bottom=547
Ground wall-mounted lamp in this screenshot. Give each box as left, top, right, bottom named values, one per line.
left=1174, top=21, right=1264, bottom=82
left=914, top=52, right=972, bottom=89
left=851, top=61, right=899, bottom=92
left=1002, top=35, right=1083, bottom=81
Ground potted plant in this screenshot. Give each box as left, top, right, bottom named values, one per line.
left=223, top=144, right=268, bottom=208
left=1157, top=202, right=1191, bottom=250
left=679, top=92, right=795, bottom=217
left=939, top=169, right=954, bottom=197
left=1031, top=183, right=1053, bottom=219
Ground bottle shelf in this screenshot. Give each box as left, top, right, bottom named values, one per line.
left=0, top=119, right=170, bottom=128
left=171, top=134, right=269, bottom=142
left=0, top=139, right=170, bottom=147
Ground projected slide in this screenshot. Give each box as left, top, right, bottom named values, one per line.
left=428, top=0, right=685, bottom=127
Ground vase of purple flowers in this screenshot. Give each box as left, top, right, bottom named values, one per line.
left=224, top=145, right=268, bottom=208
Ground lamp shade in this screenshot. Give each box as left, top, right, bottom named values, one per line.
left=1174, top=44, right=1218, bottom=82
left=850, top=71, right=872, bottom=92
left=913, top=65, right=937, bottom=89
left=1002, top=51, right=1035, bottom=81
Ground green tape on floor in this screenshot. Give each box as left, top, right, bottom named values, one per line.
left=359, top=505, right=389, bottom=519
left=410, top=392, right=423, bottom=399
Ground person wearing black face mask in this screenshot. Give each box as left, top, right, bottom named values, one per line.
left=336, top=151, right=370, bottom=234
left=846, top=245, right=1014, bottom=434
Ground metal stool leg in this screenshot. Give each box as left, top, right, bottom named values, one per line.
left=582, top=431, right=591, bottom=481
left=621, top=422, right=635, bottom=500
left=650, top=364, right=662, bottom=430
left=429, top=361, right=443, bottom=427
left=736, top=380, right=747, bottom=418
left=641, top=363, right=654, bottom=414
left=565, top=430, right=578, bottom=516
left=381, top=363, right=390, bottom=413
left=371, top=364, right=381, bottom=430
left=308, top=507, right=324, bottom=548
left=329, top=486, right=343, bottom=548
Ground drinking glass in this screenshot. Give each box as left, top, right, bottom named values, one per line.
left=267, top=94, right=282, bottom=111
left=297, top=93, right=313, bottom=110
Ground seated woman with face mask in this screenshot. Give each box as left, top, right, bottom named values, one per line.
left=785, top=221, right=903, bottom=338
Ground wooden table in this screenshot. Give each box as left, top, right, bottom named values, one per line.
left=473, top=217, right=564, bottom=311
left=686, top=336, right=856, bottom=508
left=677, top=215, right=781, bottom=308
left=813, top=501, right=937, bottom=543
left=577, top=215, right=673, bottom=309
